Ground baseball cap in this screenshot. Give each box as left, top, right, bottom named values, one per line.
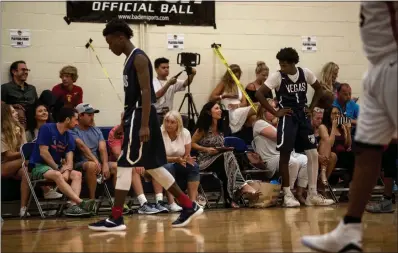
left=75, top=103, right=100, bottom=114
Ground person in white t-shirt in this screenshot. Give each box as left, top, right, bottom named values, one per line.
left=252, top=99, right=308, bottom=206
left=153, top=57, right=196, bottom=116
left=153, top=110, right=200, bottom=212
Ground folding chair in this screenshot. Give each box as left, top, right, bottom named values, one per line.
left=199, top=171, right=224, bottom=208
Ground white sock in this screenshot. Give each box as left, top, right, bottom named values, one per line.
left=305, top=149, right=319, bottom=196
left=283, top=187, right=293, bottom=196
left=137, top=194, right=147, bottom=206
left=156, top=193, right=163, bottom=203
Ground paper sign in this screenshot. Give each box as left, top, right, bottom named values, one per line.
left=10, top=29, right=31, bottom=48
left=302, top=36, right=317, bottom=52
left=167, top=34, right=184, bottom=50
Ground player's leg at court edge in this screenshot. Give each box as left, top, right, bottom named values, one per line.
left=280, top=150, right=300, bottom=207
left=88, top=166, right=132, bottom=231
left=146, top=166, right=203, bottom=227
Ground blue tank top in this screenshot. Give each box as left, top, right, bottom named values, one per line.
left=123, top=48, right=156, bottom=115
left=275, top=67, right=308, bottom=110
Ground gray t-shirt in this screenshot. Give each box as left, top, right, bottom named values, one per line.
left=252, top=120, right=279, bottom=162
left=70, top=126, right=104, bottom=162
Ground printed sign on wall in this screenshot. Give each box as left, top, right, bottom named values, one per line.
left=167, top=34, right=184, bottom=50
left=302, top=36, right=317, bottom=52
left=10, top=29, right=31, bottom=48
left=66, top=1, right=216, bottom=28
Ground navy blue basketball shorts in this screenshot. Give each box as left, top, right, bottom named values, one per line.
left=117, top=105, right=167, bottom=169
left=276, top=109, right=317, bottom=153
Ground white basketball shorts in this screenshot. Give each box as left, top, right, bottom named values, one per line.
left=355, top=53, right=397, bottom=146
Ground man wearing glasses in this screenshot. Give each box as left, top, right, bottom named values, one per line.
left=1, top=60, right=38, bottom=127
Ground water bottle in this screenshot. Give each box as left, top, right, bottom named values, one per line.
left=270, top=180, right=279, bottom=185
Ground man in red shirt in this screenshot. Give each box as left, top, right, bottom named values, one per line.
left=52, top=65, right=83, bottom=108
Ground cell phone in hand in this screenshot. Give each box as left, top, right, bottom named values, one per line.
left=337, top=116, right=351, bottom=126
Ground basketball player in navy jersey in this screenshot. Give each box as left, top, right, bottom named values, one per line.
left=301, top=2, right=397, bottom=252
left=88, top=20, right=203, bottom=231
left=256, top=47, right=335, bottom=207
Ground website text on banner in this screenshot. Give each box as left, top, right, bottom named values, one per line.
left=212, top=44, right=257, bottom=113
left=66, top=1, right=216, bottom=27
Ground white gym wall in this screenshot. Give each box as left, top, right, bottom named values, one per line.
left=1, top=1, right=367, bottom=126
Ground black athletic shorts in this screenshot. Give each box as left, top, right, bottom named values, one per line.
left=276, top=109, right=317, bottom=153
left=117, top=105, right=167, bottom=169
left=382, top=142, right=398, bottom=179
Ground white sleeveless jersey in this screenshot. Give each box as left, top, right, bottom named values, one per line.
left=360, top=2, right=398, bottom=65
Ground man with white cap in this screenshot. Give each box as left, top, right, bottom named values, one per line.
left=71, top=103, right=115, bottom=202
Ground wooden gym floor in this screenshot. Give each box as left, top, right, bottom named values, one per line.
left=1, top=204, right=397, bottom=252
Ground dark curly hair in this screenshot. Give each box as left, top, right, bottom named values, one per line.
left=103, top=19, right=133, bottom=39
left=276, top=47, right=299, bottom=64
left=196, top=102, right=226, bottom=134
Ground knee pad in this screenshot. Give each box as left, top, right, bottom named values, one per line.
left=115, top=167, right=133, bottom=191
left=146, top=167, right=175, bottom=190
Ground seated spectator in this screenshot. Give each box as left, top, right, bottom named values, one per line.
left=332, top=83, right=359, bottom=127
left=153, top=57, right=196, bottom=120
left=320, top=62, right=340, bottom=95
left=29, top=107, right=95, bottom=216
left=70, top=103, right=117, bottom=202
left=1, top=61, right=38, bottom=128
left=209, top=64, right=256, bottom=134
left=322, top=106, right=355, bottom=200
left=252, top=101, right=308, bottom=205
left=107, top=113, right=167, bottom=214
left=1, top=105, right=30, bottom=217
left=2, top=105, right=62, bottom=218
left=192, top=101, right=259, bottom=208
left=311, top=107, right=337, bottom=189
left=245, top=61, right=271, bottom=102
left=26, top=103, right=52, bottom=142
left=51, top=66, right=83, bottom=109
left=157, top=111, right=199, bottom=210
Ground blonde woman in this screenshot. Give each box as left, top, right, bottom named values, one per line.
left=51, top=65, right=83, bottom=108
left=1, top=105, right=30, bottom=217
left=245, top=61, right=271, bottom=102
left=320, top=62, right=340, bottom=95
left=209, top=64, right=256, bottom=134
left=154, top=111, right=199, bottom=211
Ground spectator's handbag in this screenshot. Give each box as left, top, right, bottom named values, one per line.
left=245, top=151, right=267, bottom=171
left=247, top=180, right=281, bottom=208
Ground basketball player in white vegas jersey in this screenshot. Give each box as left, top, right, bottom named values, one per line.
left=301, top=2, right=397, bottom=252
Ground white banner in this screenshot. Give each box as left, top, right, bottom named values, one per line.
left=10, top=29, right=31, bottom=48
left=302, top=36, right=317, bottom=52
left=167, top=34, right=184, bottom=50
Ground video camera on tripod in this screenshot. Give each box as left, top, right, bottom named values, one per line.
left=176, top=52, right=200, bottom=76
left=176, top=52, right=200, bottom=133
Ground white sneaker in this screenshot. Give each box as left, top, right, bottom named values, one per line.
left=283, top=193, right=300, bottom=207
left=168, top=202, right=183, bottom=212
left=20, top=207, right=30, bottom=218
left=44, top=188, right=63, bottom=199
left=301, top=220, right=363, bottom=252
left=305, top=193, right=335, bottom=206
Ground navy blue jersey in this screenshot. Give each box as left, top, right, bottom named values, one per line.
left=123, top=48, right=156, bottom=115
left=275, top=67, right=308, bottom=109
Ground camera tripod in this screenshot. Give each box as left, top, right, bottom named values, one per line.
left=178, top=68, right=198, bottom=132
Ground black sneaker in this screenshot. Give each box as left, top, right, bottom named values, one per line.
left=88, top=216, right=126, bottom=231
left=171, top=202, right=203, bottom=228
